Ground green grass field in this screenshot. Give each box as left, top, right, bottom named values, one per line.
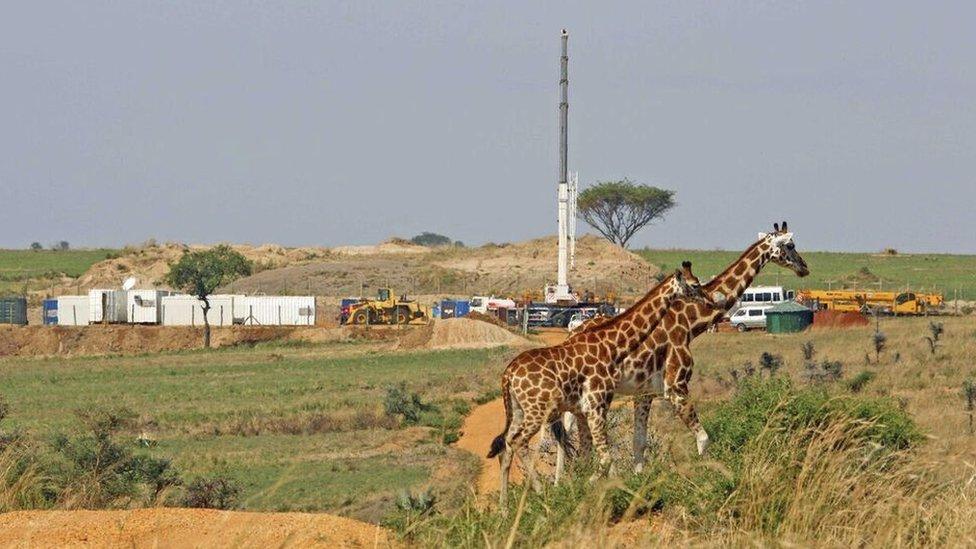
left=0, top=340, right=511, bottom=519
left=0, top=248, right=116, bottom=295
left=638, top=248, right=976, bottom=299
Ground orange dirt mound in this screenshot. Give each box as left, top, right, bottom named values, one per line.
left=466, top=311, right=509, bottom=329
left=812, top=310, right=870, bottom=328
left=397, top=319, right=531, bottom=351
left=0, top=508, right=392, bottom=548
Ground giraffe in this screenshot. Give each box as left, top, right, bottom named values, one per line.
left=553, top=222, right=810, bottom=477
left=486, top=261, right=712, bottom=507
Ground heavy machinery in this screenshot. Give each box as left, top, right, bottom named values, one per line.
left=345, top=288, right=429, bottom=325
left=797, top=289, right=945, bottom=316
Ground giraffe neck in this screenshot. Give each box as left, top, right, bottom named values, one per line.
left=586, top=277, right=679, bottom=362
left=705, top=239, right=773, bottom=311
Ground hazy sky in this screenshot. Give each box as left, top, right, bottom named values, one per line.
left=2, top=2, right=974, bottom=253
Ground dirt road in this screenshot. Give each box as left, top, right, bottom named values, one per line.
left=456, top=398, right=514, bottom=495
left=0, top=508, right=392, bottom=548
left=455, top=329, right=568, bottom=496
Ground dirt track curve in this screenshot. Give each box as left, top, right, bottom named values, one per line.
left=0, top=508, right=392, bottom=548
left=456, top=398, right=512, bottom=495
left=455, top=329, right=568, bottom=496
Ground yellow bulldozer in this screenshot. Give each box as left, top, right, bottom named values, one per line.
left=345, top=288, right=429, bottom=325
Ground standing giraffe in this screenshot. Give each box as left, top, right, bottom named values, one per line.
left=487, top=262, right=712, bottom=507
left=553, top=222, right=810, bottom=477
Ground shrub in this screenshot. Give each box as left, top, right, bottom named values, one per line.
left=804, top=359, right=843, bottom=384
left=847, top=370, right=877, bottom=393
left=873, top=330, right=887, bottom=362
left=801, top=341, right=816, bottom=361
left=183, top=476, right=241, bottom=509
left=49, top=408, right=180, bottom=508
left=704, top=377, right=918, bottom=469
left=384, top=383, right=431, bottom=424
left=759, top=352, right=783, bottom=376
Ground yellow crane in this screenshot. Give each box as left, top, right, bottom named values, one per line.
left=797, top=289, right=944, bottom=315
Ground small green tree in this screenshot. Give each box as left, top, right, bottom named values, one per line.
left=963, top=380, right=976, bottom=436
left=29, top=242, right=42, bottom=251
left=410, top=232, right=453, bottom=247
left=578, top=179, right=675, bottom=248
left=165, top=245, right=252, bottom=348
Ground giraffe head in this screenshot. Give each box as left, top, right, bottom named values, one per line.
left=670, top=261, right=712, bottom=303
left=758, top=221, right=810, bottom=277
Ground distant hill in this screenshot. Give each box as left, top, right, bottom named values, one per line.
left=4, top=242, right=975, bottom=302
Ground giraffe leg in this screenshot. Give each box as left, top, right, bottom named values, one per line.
left=665, top=346, right=709, bottom=455
left=515, top=412, right=546, bottom=494
left=553, top=412, right=575, bottom=485
left=575, top=411, right=593, bottom=457
left=497, top=400, right=524, bottom=510
left=632, top=393, right=654, bottom=473
left=584, top=394, right=615, bottom=480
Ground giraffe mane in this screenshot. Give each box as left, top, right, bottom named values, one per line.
left=568, top=274, right=676, bottom=339
left=703, top=236, right=766, bottom=292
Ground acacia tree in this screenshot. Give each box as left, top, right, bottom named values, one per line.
left=165, top=245, right=252, bottom=348
left=578, top=179, right=676, bottom=248
left=410, top=232, right=453, bottom=247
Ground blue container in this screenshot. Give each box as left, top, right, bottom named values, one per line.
left=440, top=300, right=456, bottom=319
left=43, top=299, right=58, bottom=325
left=455, top=300, right=471, bottom=317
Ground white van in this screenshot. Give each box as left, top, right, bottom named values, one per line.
left=727, top=305, right=773, bottom=332
left=739, top=286, right=794, bottom=306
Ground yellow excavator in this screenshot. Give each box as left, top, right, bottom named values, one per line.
left=345, top=288, right=429, bottom=325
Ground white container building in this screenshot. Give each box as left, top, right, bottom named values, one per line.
left=239, top=296, right=315, bottom=326
left=57, top=296, right=90, bottom=326
left=88, top=289, right=128, bottom=323
left=127, top=289, right=172, bottom=324
left=160, top=294, right=236, bottom=327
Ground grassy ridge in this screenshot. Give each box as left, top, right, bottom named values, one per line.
left=638, top=248, right=976, bottom=299
left=0, top=341, right=509, bottom=518
left=0, top=249, right=116, bottom=295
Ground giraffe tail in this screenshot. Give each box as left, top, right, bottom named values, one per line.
left=486, top=374, right=512, bottom=458
left=549, top=418, right=577, bottom=459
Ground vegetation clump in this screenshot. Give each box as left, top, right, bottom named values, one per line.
left=183, top=476, right=241, bottom=510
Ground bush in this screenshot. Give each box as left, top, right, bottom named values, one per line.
left=183, top=476, right=241, bottom=509
left=704, top=377, right=918, bottom=470
left=384, top=383, right=431, bottom=424
left=759, top=352, right=783, bottom=376
left=848, top=370, right=877, bottom=393
left=49, top=408, right=180, bottom=508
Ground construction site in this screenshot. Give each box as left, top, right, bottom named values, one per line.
left=2, top=8, right=976, bottom=549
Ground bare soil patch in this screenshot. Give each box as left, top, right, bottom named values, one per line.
left=0, top=325, right=367, bottom=357
left=813, top=310, right=870, bottom=328
left=0, top=508, right=392, bottom=548
left=396, top=319, right=532, bottom=351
